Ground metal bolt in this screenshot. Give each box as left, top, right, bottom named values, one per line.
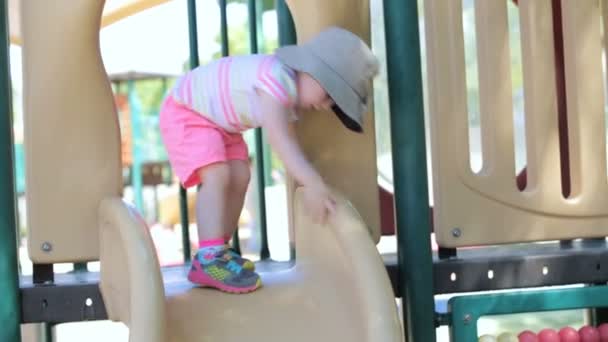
left=452, top=228, right=462, bottom=238
left=463, top=314, right=472, bottom=325
left=41, top=242, right=52, bottom=252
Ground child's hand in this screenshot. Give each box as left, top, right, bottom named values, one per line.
left=302, top=183, right=337, bottom=224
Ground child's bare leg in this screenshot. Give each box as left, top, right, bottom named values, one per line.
left=188, top=162, right=261, bottom=293
left=224, top=160, right=251, bottom=240
left=221, top=160, right=256, bottom=270
left=196, top=163, right=230, bottom=242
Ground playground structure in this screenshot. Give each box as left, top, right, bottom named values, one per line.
left=3, top=0, right=608, bottom=341
left=11, top=0, right=400, bottom=341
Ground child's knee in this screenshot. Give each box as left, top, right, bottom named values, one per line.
left=197, top=163, right=231, bottom=189
left=229, top=161, right=251, bottom=192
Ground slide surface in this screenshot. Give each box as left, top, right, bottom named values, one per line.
left=100, top=190, right=403, bottom=342
left=166, top=189, right=402, bottom=342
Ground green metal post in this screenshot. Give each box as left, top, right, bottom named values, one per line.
left=216, top=0, right=242, bottom=254
left=182, top=0, right=200, bottom=262
left=43, top=323, right=53, bottom=342
left=248, top=0, right=270, bottom=260
left=220, top=0, right=229, bottom=58
left=72, top=262, right=88, bottom=272
left=276, top=0, right=297, bottom=260
left=253, top=0, right=275, bottom=187
left=261, top=137, right=273, bottom=186
left=187, top=0, right=199, bottom=71
left=0, top=0, right=21, bottom=340
left=265, top=0, right=298, bottom=190
left=255, top=0, right=266, bottom=53
left=178, top=185, right=190, bottom=262
left=277, top=0, right=296, bottom=47
left=128, top=80, right=145, bottom=214
left=384, top=0, right=436, bottom=340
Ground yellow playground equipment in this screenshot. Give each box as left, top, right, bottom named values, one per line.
left=5, top=0, right=608, bottom=341
left=16, top=0, right=400, bottom=341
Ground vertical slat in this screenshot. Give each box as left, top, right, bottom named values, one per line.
left=560, top=0, right=608, bottom=200
left=0, top=0, right=21, bottom=340
left=182, top=0, right=199, bottom=262
left=386, top=0, right=436, bottom=340
left=603, top=0, right=608, bottom=76
left=220, top=0, right=229, bottom=57
left=43, top=323, right=53, bottom=342
left=248, top=0, right=270, bottom=260
left=217, top=0, right=242, bottom=253
left=277, top=0, right=297, bottom=47
left=276, top=0, right=297, bottom=260
left=519, top=0, right=562, bottom=196
left=425, top=0, right=470, bottom=175
left=551, top=0, right=571, bottom=198
left=475, top=1, right=517, bottom=186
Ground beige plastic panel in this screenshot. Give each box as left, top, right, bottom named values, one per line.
left=604, top=1, right=608, bottom=70
left=425, top=0, right=608, bottom=247
left=100, top=190, right=402, bottom=342
left=99, top=198, right=167, bottom=342
left=22, top=0, right=122, bottom=262
left=284, top=0, right=381, bottom=243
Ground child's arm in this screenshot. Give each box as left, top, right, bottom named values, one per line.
left=258, top=92, right=336, bottom=222
left=259, top=91, right=324, bottom=188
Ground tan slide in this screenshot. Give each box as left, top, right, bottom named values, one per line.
left=99, top=189, right=402, bottom=342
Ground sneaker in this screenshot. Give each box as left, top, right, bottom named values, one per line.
left=224, top=246, right=255, bottom=271
left=188, top=249, right=262, bottom=294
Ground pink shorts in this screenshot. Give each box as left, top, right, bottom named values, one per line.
left=159, top=95, right=249, bottom=188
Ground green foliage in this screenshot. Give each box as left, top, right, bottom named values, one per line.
left=134, top=78, right=174, bottom=115
left=213, top=24, right=251, bottom=58
left=211, top=7, right=278, bottom=58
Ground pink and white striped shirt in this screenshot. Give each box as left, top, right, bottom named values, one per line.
left=171, top=54, right=298, bottom=133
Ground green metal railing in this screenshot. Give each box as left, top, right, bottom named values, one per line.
left=180, top=0, right=199, bottom=263
left=0, top=0, right=22, bottom=341
left=384, top=0, right=436, bottom=341
left=450, top=285, right=608, bottom=340
left=217, top=0, right=243, bottom=254
left=277, top=0, right=296, bottom=47
left=248, top=0, right=271, bottom=260
left=276, top=0, right=296, bottom=260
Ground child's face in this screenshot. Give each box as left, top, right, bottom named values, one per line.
left=296, top=72, right=334, bottom=111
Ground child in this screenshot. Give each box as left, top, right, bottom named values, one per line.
left=159, top=27, right=378, bottom=294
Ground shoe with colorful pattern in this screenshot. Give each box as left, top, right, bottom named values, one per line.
left=224, top=246, right=256, bottom=271
left=188, top=249, right=262, bottom=294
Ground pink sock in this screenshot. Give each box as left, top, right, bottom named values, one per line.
left=198, top=238, right=225, bottom=249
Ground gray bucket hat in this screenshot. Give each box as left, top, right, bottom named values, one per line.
left=275, top=26, right=379, bottom=133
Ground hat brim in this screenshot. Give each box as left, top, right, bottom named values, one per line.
left=275, top=45, right=367, bottom=133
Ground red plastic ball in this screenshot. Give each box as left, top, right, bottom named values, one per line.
left=559, top=327, right=581, bottom=342
left=598, top=324, right=608, bottom=341
left=579, top=326, right=600, bottom=342
left=537, top=329, right=559, bottom=342
left=518, top=330, right=538, bottom=342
